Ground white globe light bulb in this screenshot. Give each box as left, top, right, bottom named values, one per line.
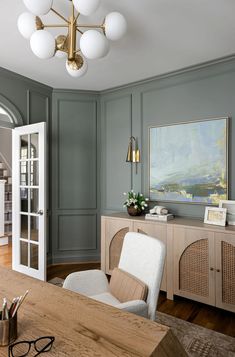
left=105, top=12, right=127, bottom=41
left=17, top=12, right=39, bottom=39
left=66, top=55, right=88, bottom=78
left=73, top=0, right=100, bottom=16
left=80, top=30, right=109, bottom=60
left=30, top=30, right=55, bottom=59
left=23, top=0, right=53, bottom=15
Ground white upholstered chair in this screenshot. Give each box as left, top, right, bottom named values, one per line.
left=63, top=232, right=166, bottom=320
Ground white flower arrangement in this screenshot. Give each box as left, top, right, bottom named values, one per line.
left=123, top=190, right=149, bottom=211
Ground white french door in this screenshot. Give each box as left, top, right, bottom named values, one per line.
left=12, top=122, right=46, bottom=281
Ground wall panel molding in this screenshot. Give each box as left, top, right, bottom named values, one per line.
left=101, top=93, right=133, bottom=211
left=51, top=91, right=100, bottom=263
left=57, top=213, right=97, bottom=252
left=55, top=98, right=98, bottom=210
left=26, top=89, right=50, bottom=125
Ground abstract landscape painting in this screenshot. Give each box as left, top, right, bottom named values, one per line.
left=149, top=118, right=228, bottom=204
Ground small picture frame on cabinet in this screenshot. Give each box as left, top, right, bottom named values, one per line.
left=219, top=200, right=235, bottom=225
left=204, top=207, right=227, bottom=226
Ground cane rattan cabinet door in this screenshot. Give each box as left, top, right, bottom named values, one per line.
left=173, top=226, right=216, bottom=305
left=215, top=233, right=235, bottom=313
left=101, top=217, right=133, bottom=275
left=133, top=221, right=167, bottom=291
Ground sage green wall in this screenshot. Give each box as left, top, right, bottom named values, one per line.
left=0, top=67, right=52, bottom=257
left=2, top=56, right=235, bottom=265
left=0, top=68, right=52, bottom=126
left=100, top=58, right=235, bottom=218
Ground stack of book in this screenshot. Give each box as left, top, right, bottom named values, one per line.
left=145, top=213, right=174, bottom=222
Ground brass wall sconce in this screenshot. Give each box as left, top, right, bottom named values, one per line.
left=126, top=136, right=140, bottom=173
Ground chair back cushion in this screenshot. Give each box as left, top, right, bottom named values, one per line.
left=110, top=268, right=148, bottom=303
left=118, top=232, right=166, bottom=320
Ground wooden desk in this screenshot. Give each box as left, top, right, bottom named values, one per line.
left=0, top=267, right=186, bottom=356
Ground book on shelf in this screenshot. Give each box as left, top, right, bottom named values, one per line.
left=145, top=213, right=174, bottom=222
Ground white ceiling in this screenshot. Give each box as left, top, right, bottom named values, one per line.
left=1, top=0, right=235, bottom=91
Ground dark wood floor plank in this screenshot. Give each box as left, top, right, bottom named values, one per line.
left=47, top=262, right=100, bottom=280
left=157, top=292, right=235, bottom=337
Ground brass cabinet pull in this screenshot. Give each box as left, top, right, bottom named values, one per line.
left=216, top=269, right=221, bottom=273
left=210, top=267, right=214, bottom=271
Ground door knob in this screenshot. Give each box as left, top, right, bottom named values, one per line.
left=37, top=210, right=43, bottom=215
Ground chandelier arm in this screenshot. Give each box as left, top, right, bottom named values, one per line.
left=76, top=28, right=84, bottom=35
left=44, top=24, right=69, bottom=28
left=74, top=12, right=80, bottom=24
left=51, top=8, right=69, bottom=24
left=72, top=1, right=75, bottom=18
left=77, top=24, right=104, bottom=29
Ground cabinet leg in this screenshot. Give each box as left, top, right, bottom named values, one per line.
left=167, top=292, right=174, bottom=300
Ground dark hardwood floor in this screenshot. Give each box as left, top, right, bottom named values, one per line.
left=0, top=243, right=12, bottom=269
left=157, top=292, right=235, bottom=338
left=1, top=244, right=235, bottom=338
left=47, top=262, right=100, bottom=281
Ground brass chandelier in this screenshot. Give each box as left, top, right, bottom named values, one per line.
left=18, top=0, right=127, bottom=77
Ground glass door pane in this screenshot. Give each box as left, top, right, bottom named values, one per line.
left=30, top=216, right=38, bottom=242
left=20, top=241, right=28, bottom=267
left=20, top=214, right=28, bottom=239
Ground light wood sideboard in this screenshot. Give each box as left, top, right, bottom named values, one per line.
left=101, top=213, right=235, bottom=313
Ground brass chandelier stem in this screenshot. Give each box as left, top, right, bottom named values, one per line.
left=68, top=4, right=77, bottom=60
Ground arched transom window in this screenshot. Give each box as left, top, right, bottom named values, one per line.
left=0, top=106, right=13, bottom=123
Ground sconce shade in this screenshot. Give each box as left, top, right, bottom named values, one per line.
left=135, top=149, right=140, bottom=163
left=126, top=140, right=133, bottom=162
left=126, top=136, right=140, bottom=163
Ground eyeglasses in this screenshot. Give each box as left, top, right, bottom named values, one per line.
left=8, top=336, right=55, bottom=357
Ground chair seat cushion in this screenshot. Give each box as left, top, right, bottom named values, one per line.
left=91, top=292, right=120, bottom=306
left=109, top=268, right=148, bottom=303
